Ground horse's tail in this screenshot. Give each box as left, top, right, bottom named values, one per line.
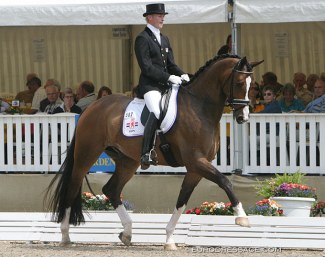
left=44, top=134, right=85, bottom=226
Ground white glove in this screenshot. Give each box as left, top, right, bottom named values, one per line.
left=168, top=75, right=182, bottom=85
left=181, top=74, right=190, bottom=82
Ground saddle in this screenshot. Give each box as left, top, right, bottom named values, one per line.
left=122, top=86, right=180, bottom=167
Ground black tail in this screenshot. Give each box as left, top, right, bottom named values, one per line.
left=44, top=135, right=85, bottom=225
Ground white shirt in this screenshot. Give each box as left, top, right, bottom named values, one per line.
left=147, top=24, right=161, bottom=45
left=31, top=87, right=46, bottom=110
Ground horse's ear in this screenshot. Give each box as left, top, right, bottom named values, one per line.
left=250, top=60, right=264, bottom=68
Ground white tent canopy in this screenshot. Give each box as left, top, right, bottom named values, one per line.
left=234, top=0, right=325, bottom=23
left=0, top=0, right=228, bottom=26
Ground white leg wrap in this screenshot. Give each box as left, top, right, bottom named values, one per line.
left=233, top=202, right=247, bottom=217
left=60, top=207, right=71, bottom=244
left=166, top=205, right=185, bottom=244
left=116, top=204, right=132, bottom=236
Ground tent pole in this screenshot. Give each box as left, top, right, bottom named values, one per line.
left=229, top=0, right=244, bottom=173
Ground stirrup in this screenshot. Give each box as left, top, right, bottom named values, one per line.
left=140, top=150, right=158, bottom=170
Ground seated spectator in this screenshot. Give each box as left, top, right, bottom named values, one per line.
left=258, top=86, right=282, bottom=114
left=293, top=72, right=313, bottom=107
left=76, top=80, right=96, bottom=111
left=248, top=82, right=264, bottom=113
left=14, top=72, right=39, bottom=106
left=306, top=73, right=319, bottom=92
left=257, top=86, right=282, bottom=136
left=30, top=78, right=61, bottom=114
left=97, top=86, right=112, bottom=100
left=22, top=77, right=43, bottom=114
left=53, top=88, right=81, bottom=114
left=260, top=72, right=283, bottom=97
left=39, top=84, right=63, bottom=114
left=304, top=79, right=325, bottom=113
left=278, top=83, right=305, bottom=112
left=0, top=98, right=10, bottom=113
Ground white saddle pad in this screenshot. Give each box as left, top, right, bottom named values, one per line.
left=122, top=85, right=179, bottom=137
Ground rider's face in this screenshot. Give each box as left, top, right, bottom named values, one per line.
left=147, top=14, right=165, bottom=30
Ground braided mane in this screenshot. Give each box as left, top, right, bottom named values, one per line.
left=184, top=54, right=240, bottom=86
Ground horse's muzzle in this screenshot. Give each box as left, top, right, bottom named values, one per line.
left=234, top=106, right=249, bottom=124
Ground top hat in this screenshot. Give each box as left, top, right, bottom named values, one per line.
left=143, top=3, right=168, bottom=17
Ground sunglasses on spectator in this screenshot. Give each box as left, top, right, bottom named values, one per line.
left=263, top=93, right=273, bottom=96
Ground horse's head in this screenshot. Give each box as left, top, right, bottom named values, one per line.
left=226, top=57, right=264, bottom=124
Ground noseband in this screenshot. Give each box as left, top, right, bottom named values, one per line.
left=226, top=57, right=253, bottom=110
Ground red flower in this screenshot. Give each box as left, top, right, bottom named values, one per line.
left=195, top=208, right=202, bottom=215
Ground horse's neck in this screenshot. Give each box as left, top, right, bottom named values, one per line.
left=187, top=78, right=226, bottom=116
left=181, top=81, right=226, bottom=125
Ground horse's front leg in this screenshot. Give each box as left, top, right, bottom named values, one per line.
left=116, top=204, right=132, bottom=246
left=196, top=159, right=250, bottom=227
left=59, top=207, right=71, bottom=246
left=233, top=202, right=250, bottom=227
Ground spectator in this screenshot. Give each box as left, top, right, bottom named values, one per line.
left=304, top=79, right=325, bottom=113
left=39, top=84, right=63, bottom=114
left=217, top=34, right=232, bottom=55
left=14, top=72, right=38, bottom=106
left=257, top=86, right=282, bottom=136
left=306, top=73, right=319, bottom=92
left=278, top=83, right=305, bottom=112
left=32, top=79, right=61, bottom=113
left=76, top=80, right=96, bottom=111
left=248, top=82, right=264, bottom=113
left=97, top=86, right=112, bottom=100
left=53, top=88, right=81, bottom=114
left=293, top=72, right=313, bottom=107
left=23, top=77, right=43, bottom=114
left=260, top=72, right=283, bottom=97
left=0, top=98, right=10, bottom=113
left=258, top=86, right=282, bottom=114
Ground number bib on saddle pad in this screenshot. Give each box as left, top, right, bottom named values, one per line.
left=122, top=85, right=179, bottom=137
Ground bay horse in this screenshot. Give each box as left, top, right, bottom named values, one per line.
left=46, top=54, right=263, bottom=250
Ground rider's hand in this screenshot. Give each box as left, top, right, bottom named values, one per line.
left=181, top=74, right=190, bottom=82
left=168, top=75, right=182, bottom=85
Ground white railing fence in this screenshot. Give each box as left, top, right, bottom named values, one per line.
left=0, top=113, right=324, bottom=174
left=0, top=113, right=76, bottom=172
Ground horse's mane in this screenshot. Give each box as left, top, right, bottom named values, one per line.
left=184, top=54, right=240, bottom=86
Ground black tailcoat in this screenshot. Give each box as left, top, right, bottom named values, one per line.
left=134, top=27, right=184, bottom=97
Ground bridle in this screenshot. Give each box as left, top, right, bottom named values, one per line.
left=226, top=57, right=254, bottom=110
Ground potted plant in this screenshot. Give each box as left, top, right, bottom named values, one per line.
left=246, top=199, right=283, bottom=216
left=311, top=201, right=325, bottom=217
left=255, top=172, right=317, bottom=217
left=185, top=201, right=234, bottom=215
left=81, top=191, right=133, bottom=211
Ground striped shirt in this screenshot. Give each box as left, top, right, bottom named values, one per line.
left=304, top=94, right=325, bottom=113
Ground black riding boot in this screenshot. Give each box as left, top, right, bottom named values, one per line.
left=141, top=112, right=159, bottom=170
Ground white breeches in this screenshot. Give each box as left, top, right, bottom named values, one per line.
left=144, top=91, right=162, bottom=119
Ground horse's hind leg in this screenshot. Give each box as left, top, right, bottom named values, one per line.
left=165, top=172, right=202, bottom=251
left=102, top=157, right=139, bottom=246
left=60, top=207, right=71, bottom=246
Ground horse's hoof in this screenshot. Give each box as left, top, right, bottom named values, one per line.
left=164, top=243, right=177, bottom=251
left=119, top=232, right=132, bottom=246
left=235, top=217, right=250, bottom=227
left=59, top=241, right=72, bottom=247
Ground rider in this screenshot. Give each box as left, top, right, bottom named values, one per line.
left=134, top=3, right=190, bottom=170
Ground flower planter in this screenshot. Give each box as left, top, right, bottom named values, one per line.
left=270, top=197, right=315, bottom=217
